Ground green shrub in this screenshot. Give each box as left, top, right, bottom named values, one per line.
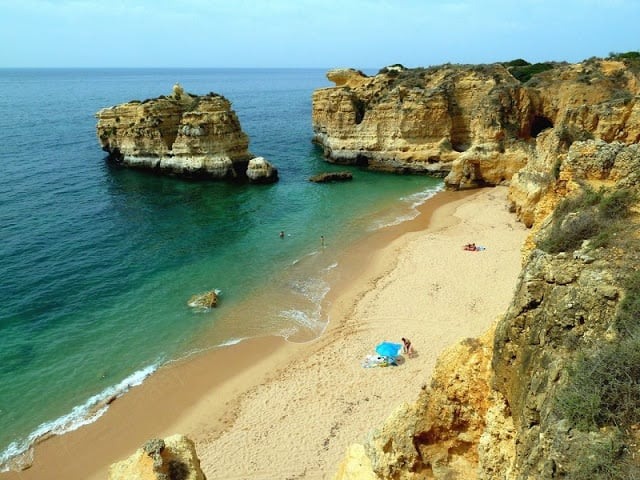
left=186, top=98, right=201, bottom=112
left=567, top=433, right=639, bottom=480
left=539, top=188, right=635, bottom=254
left=378, top=64, right=405, bottom=75
left=502, top=58, right=530, bottom=68
left=559, top=336, right=640, bottom=430
left=608, top=51, right=640, bottom=73
left=504, top=62, right=556, bottom=83
left=614, top=271, right=640, bottom=336
left=608, top=51, right=640, bottom=61
left=556, top=234, right=640, bottom=453
left=600, top=189, right=637, bottom=219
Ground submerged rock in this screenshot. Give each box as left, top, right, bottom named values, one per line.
left=187, top=290, right=220, bottom=309
left=309, top=171, right=353, bottom=183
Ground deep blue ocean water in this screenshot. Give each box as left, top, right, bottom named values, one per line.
left=0, top=68, right=442, bottom=468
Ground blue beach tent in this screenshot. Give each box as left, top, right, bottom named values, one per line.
left=375, top=341, right=402, bottom=359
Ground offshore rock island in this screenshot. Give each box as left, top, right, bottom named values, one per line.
left=96, top=84, right=278, bottom=183
left=61, top=55, right=640, bottom=479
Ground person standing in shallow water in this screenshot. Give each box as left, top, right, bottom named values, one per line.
left=320, top=235, right=325, bottom=248
left=279, top=231, right=285, bottom=238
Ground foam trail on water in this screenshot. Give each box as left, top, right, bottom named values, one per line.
left=279, top=271, right=333, bottom=339
left=217, top=337, right=245, bottom=347
left=369, top=184, right=444, bottom=231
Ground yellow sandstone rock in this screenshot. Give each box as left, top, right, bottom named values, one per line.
left=312, top=59, right=640, bottom=199
left=108, top=434, right=206, bottom=480
left=96, top=87, right=278, bottom=183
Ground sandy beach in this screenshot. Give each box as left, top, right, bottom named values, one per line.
left=2, top=186, right=528, bottom=479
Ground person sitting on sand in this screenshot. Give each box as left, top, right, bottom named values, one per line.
left=401, top=337, right=414, bottom=357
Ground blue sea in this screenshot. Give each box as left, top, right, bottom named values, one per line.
left=0, top=68, right=442, bottom=469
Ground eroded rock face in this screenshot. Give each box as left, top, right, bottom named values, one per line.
left=96, top=85, right=277, bottom=183
left=484, top=142, right=640, bottom=478
left=312, top=59, right=640, bottom=191
left=334, top=141, right=640, bottom=479
left=108, top=434, right=206, bottom=480
left=334, top=328, right=495, bottom=480
left=246, top=156, right=279, bottom=184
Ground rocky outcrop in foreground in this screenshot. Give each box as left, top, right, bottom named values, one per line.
left=108, top=435, right=206, bottom=480
left=312, top=58, right=640, bottom=192
left=334, top=140, right=640, bottom=478
left=96, top=84, right=278, bottom=183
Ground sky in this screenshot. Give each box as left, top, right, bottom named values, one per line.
left=0, top=0, right=638, bottom=69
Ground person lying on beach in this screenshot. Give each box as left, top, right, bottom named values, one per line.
left=463, top=243, right=486, bottom=251
left=401, top=337, right=414, bottom=357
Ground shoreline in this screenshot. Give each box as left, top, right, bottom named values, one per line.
left=1, top=186, right=528, bottom=479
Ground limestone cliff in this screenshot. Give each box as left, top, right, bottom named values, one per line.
left=334, top=140, right=640, bottom=479
left=334, top=329, right=496, bottom=479
left=329, top=56, right=640, bottom=480
left=108, top=434, right=206, bottom=480
left=312, top=58, right=640, bottom=191
left=96, top=84, right=278, bottom=183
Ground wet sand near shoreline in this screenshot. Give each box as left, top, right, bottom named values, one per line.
left=2, top=187, right=528, bottom=479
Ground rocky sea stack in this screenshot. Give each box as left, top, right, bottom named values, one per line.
left=312, top=57, right=640, bottom=192
left=96, top=84, right=278, bottom=183
left=104, top=55, right=640, bottom=479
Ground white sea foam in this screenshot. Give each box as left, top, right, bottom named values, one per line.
left=278, top=271, right=332, bottom=340
left=217, top=337, right=245, bottom=347
left=369, top=184, right=444, bottom=231
left=279, top=308, right=327, bottom=339
left=0, top=362, right=160, bottom=472
left=324, top=262, right=338, bottom=272
left=290, top=276, right=331, bottom=304
left=291, top=249, right=319, bottom=266
left=280, top=309, right=318, bottom=331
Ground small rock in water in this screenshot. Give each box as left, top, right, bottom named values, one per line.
left=309, top=171, right=353, bottom=183
left=187, top=289, right=220, bottom=309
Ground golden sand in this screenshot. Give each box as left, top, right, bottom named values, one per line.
left=1, top=187, right=527, bottom=480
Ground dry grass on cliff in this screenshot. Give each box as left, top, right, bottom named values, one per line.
left=539, top=186, right=637, bottom=254
left=549, top=186, right=640, bottom=478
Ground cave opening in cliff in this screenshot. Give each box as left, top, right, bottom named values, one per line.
left=531, top=115, right=554, bottom=138
left=355, top=154, right=369, bottom=167
left=353, top=98, right=366, bottom=125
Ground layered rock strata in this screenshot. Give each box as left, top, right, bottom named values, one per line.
left=96, top=84, right=278, bottom=183
left=334, top=140, right=640, bottom=479
left=334, top=328, right=496, bottom=479
left=312, top=59, right=640, bottom=190
left=108, top=434, right=206, bottom=480
left=326, top=58, right=640, bottom=475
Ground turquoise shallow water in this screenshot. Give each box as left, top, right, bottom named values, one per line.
left=0, top=68, right=442, bottom=467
